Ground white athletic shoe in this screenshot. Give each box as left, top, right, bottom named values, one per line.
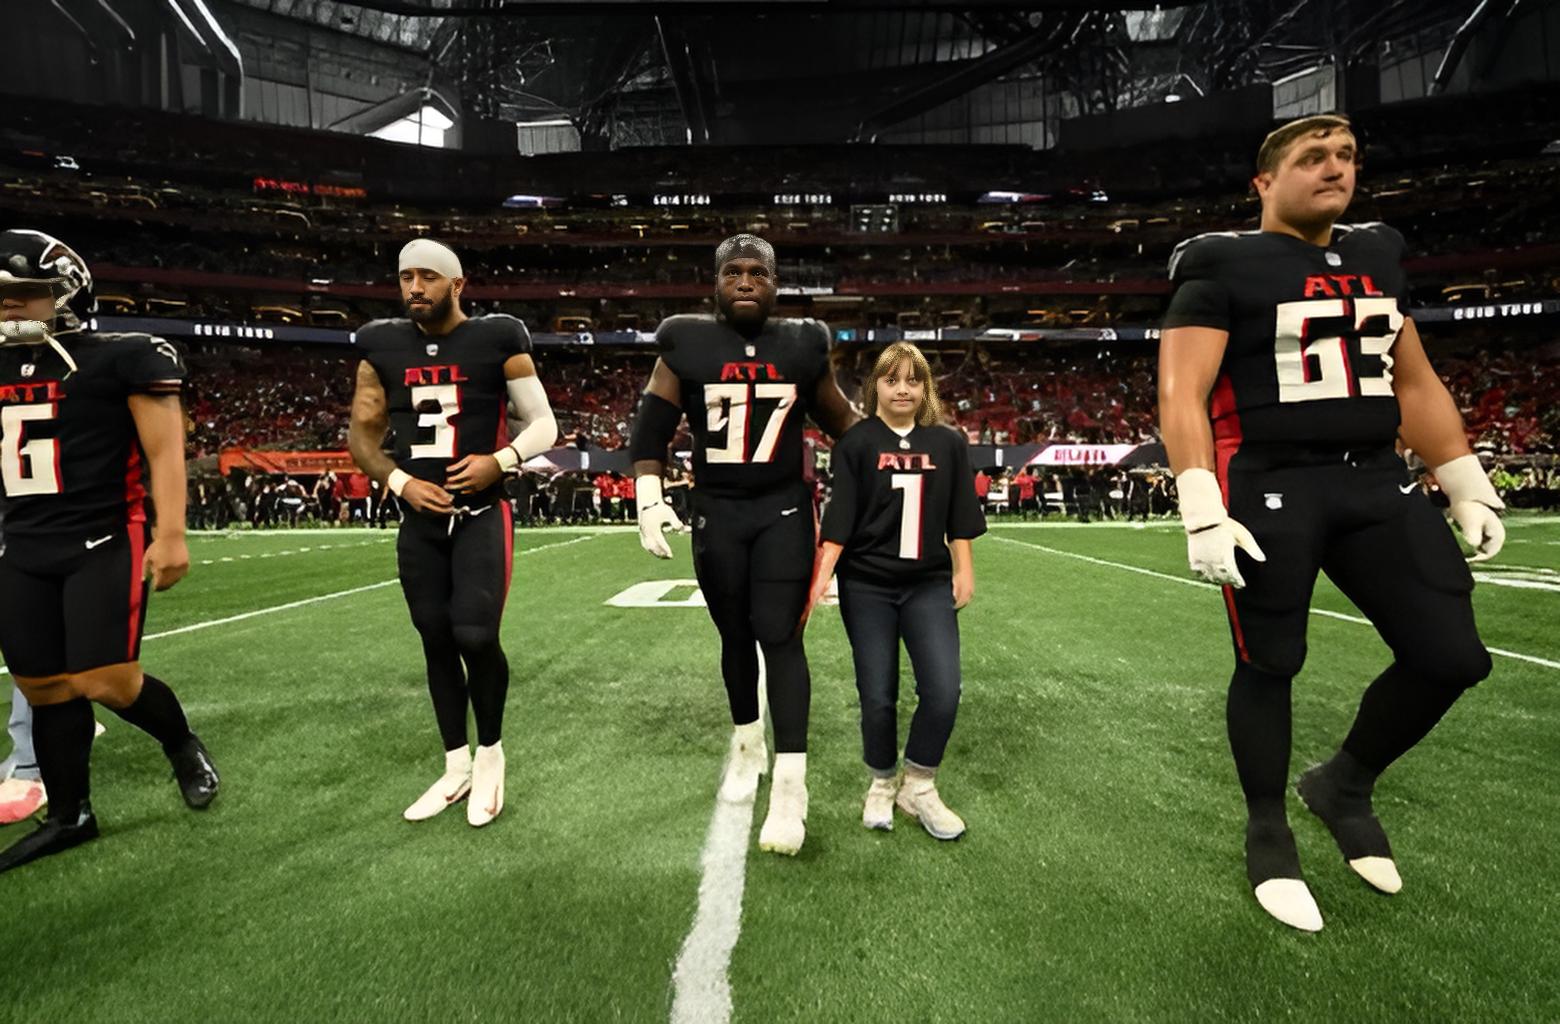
left=468, top=741, right=505, bottom=827
left=863, top=775, right=897, bottom=831
left=758, top=753, right=807, bottom=856
left=718, top=721, right=768, bottom=804
left=896, top=764, right=965, bottom=840
left=404, top=748, right=472, bottom=822
left=1253, top=878, right=1324, bottom=932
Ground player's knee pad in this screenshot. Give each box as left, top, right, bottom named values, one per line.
left=751, top=582, right=809, bottom=646
left=1401, top=641, right=1491, bottom=694
left=1230, top=662, right=1294, bottom=692
left=451, top=623, right=501, bottom=657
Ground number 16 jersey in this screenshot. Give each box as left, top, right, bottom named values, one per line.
left=655, top=313, right=832, bottom=498
left=1163, top=222, right=1410, bottom=448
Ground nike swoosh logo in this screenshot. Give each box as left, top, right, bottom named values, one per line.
left=1399, top=483, right=1417, bottom=494
left=780, top=508, right=799, bottom=516
left=85, top=534, right=114, bottom=549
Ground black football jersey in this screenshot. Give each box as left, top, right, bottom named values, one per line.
left=356, top=314, right=531, bottom=503
left=0, top=332, right=184, bottom=537
left=821, top=418, right=986, bottom=584
left=656, top=314, right=832, bottom=498
left=1163, top=223, right=1411, bottom=448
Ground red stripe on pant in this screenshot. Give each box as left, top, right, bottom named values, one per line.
left=126, top=526, right=146, bottom=662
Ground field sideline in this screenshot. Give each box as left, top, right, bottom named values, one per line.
left=0, top=518, right=1556, bottom=1022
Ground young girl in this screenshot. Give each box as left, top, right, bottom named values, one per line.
left=812, top=342, right=986, bottom=839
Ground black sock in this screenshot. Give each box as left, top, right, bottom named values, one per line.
left=110, top=675, right=193, bottom=752
left=1341, top=662, right=1468, bottom=775
left=463, top=642, right=510, bottom=749
left=1226, top=663, right=1293, bottom=825
left=421, top=632, right=470, bottom=752
left=761, top=635, right=811, bottom=755
left=32, top=698, right=94, bottom=818
left=720, top=638, right=761, bottom=728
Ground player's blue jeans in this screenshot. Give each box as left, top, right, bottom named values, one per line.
left=1, top=683, right=39, bottom=782
left=837, top=573, right=962, bottom=772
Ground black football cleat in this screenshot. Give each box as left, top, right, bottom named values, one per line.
left=0, top=802, right=99, bottom=874
left=168, top=734, right=220, bottom=809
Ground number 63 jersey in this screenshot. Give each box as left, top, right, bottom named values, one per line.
left=356, top=314, right=531, bottom=502
left=1163, top=223, right=1411, bottom=448
left=0, top=332, right=184, bottom=537
left=656, top=313, right=833, bottom=498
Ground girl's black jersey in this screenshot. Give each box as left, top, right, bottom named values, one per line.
left=656, top=313, right=832, bottom=498
left=1163, top=222, right=1411, bottom=449
left=356, top=314, right=531, bottom=506
left=0, top=332, right=184, bottom=537
left=821, top=418, right=986, bottom=584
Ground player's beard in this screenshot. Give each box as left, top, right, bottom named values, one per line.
left=405, top=292, right=453, bottom=324
left=717, top=292, right=774, bottom=333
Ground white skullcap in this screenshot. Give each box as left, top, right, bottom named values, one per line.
left=398, top=238, right=463, bottom=279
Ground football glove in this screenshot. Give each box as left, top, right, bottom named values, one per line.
left=1176, top=467, right=1266, bottom=588
left=1432, top=453, right=1505, bottom=562
left=636, top=474, right=686, bottom=559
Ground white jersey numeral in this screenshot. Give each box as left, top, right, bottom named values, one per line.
left=890, top=472, right=924, bottom=559
left=408, top=383, right=460, bottom=459
left=1273, top=297, right=1401, bottom=404
left=703, top=382, right=798, bottom=464
left=0, top=403, right=61, bottom=496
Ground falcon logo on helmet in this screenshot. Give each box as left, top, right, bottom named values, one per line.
left=0, top=228, right=96, bottom=335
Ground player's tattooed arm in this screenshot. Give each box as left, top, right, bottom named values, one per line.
left=348, top=359, right=454, bottom=515
left=128, top=392, right=190, bottom=591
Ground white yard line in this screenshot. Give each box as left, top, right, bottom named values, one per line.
left=990, top=534, right=1560, bottom=671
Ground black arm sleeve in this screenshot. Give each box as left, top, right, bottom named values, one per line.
left=628, top=391, right=684, bottom=464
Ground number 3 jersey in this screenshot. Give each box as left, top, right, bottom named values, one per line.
left=656, top=314, right=832, bottom=498
left=820, top=419, right=986, bottom=584
left=356, top=314, right=531, bottom=504
left=0, top=332, right=183, bottom=538
left=1163, top=223, right=1410, bottom=448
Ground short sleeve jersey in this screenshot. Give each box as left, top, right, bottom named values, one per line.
left=0, top=331, right=184, bottom=537
left=655, top=314, right=833, bottom=498
left=1163, top=223, right=1410, bottom=448
left=357, top=314, right=531, bottom=504
left=821, top=418, right=986, bottom=584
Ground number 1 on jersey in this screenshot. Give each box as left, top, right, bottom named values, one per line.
left=890, top=473, right=924, bottom=559
left=0, top=403, right=61, bottom=496
left=704, top=382, right=797, bottom=464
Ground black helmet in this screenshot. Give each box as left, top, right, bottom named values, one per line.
left=0, top=229, right=95, bottom=334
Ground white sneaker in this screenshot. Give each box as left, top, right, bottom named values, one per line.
left=468, top=741, right=505, bottom=827
left=863, top=776, right=897, bottom=831
left=758, top=752, right=807, bottom=856
left=896, top=764, right=965, bottom=840
left=404, top=748, right=472, bottom=821
left=718, top=721, right=768, bottom=804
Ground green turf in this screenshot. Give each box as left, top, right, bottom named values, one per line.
left=1, top=519, right=1556, bottom=1022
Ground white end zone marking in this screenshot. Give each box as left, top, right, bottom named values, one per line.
left=990, top=534, right=1560, bottom=671
left=670, top=650, right=768, bottom=1024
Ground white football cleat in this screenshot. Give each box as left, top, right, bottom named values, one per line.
left=1348, top=856, right=1403, bottom=894
left=718, top=720, right=768, bottom=804
left=404, top=747, right=472, bottom=822
left=896, top=763, right=965, bottom=840
left=468, top=741, right=505, bottom=827
left=758, top=753, right=807, bottom=856
left=1253, top=878, right=1324, bottom=932
left=863, top=775, right=897, bottom=831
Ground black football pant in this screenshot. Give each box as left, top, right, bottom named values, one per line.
left=397, top=501, right=513, bottom=751
left=690, top=484, right=814, bottom=754
left=838, top=574, right=962, bottom=772
left=1218, top=445, right=1490, bottom=820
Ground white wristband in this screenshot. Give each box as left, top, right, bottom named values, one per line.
left=493, top=445, right=521, bottom=473
left=387, top=468, right=413, bottom=496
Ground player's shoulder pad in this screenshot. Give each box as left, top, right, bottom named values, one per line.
left=1167, top=230, right=1257, bottom=282
left=480, top=311, right=533, bottom=347
left=1337, top=221, right=1407, bottom=259
left=791, top=317, right=831, bottom=351
left=654, top=313, right=716, bottom=354
left=354, top=317, right=411, bottom=350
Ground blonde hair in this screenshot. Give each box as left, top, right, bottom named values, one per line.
left=861, top=342, right=943, bottom=427
left=1256, top=113, right=1358, bottom=176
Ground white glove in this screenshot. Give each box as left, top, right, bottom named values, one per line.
left=636, top=475, right=687, bottom=559
left=1176, top=467, right=1267, bottom=588
left=1432, top=454, right=1505, bottom=562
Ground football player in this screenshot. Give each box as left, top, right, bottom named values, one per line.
left=349, top=239, right=556, bottom=827
left=1158, top=114, right=1503, bottom=931
left=631, top=234, right=858, bottom=855
left=0, top=229, right=218, bottom=873
left=812, top=342, right=985, bottom=839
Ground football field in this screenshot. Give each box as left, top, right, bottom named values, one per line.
left=2, top=517, right=1557, bottom=1023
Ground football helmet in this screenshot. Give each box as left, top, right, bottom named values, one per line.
left=0, top=229, right=95, bottom=335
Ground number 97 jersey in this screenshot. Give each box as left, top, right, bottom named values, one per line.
left=1163, top=223, right=1410, bottom=448
left=656, top=314, right=833, bottom=498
